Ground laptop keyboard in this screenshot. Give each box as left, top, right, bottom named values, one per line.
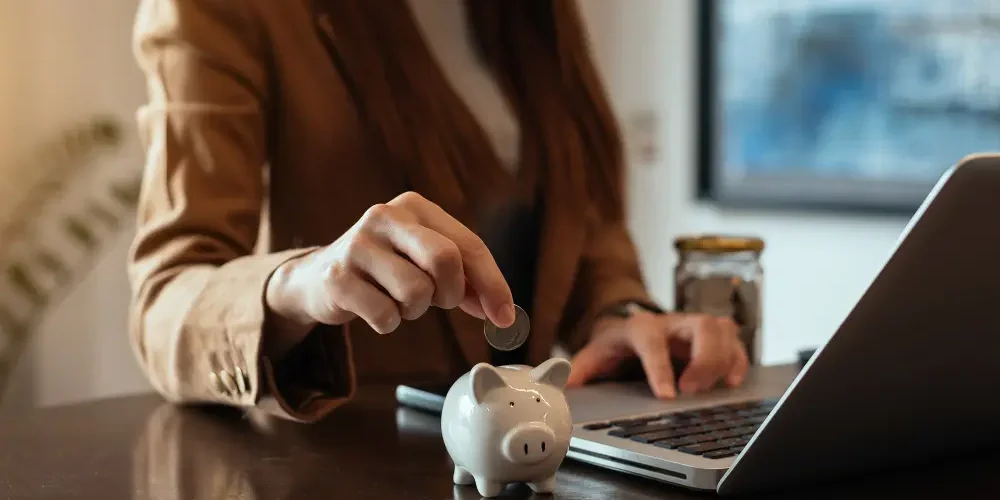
left=579, top=398, right=778, bottom=460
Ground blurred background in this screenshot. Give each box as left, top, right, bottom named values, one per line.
left=0, top=0, right=994, bottom=412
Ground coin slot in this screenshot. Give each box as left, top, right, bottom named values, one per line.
left=523, top=443, right=528, bottom=455
left=542, top=442, right=546, bottom=452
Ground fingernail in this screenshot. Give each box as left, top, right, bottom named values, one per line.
left=659, top=386, right=676, bottom=399
left=500, top=304, right=515, bottom=326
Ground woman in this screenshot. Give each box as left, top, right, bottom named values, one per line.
left=128, top=0, right=749, bottom=422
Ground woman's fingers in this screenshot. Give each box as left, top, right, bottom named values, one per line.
left=323, top=265, right=401, bottom=334
left=727, top=335, right=750, bottom=387
left=374, top=220, right=465, bottom=311
left=629, top=328, right=678, bottom=399
left=660, top=314, right=744, bottom=394
left=311, top=192, right=515, bottom=334
left=457, top=280, right=487, bottom=320
left=388, top=192, right=515, bottom=327
left=348, top=238, right=435, bottom=321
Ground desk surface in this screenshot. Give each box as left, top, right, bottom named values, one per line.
left=1, top=384, right=999, bottom=499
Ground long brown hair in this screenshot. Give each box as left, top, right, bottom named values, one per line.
left=318, top=0, right=625, bottom=222
left=467, top=0, right=625, bottom=219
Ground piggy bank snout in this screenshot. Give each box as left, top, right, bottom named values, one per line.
left=501, top=423, right=556, bottom=465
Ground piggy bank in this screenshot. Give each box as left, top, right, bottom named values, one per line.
left=441, top=358, right=573, bottom=498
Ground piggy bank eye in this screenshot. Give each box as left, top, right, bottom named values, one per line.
left=509, top=401, right=515, bottom=407
left=535, top=397, right=541, bottom=403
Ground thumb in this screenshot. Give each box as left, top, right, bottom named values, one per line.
left=566, top=340, right=622, bottom=388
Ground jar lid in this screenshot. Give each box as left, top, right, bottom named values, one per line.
left=674, top=235, right=764, bottom=253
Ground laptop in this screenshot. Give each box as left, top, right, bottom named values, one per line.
left=396, top=153, right=1000, bottom=495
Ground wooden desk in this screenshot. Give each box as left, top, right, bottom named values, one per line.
left=1, top=385, right=998, bottom=499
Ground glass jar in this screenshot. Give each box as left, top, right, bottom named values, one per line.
left=674, top=235, right=764, bottom=364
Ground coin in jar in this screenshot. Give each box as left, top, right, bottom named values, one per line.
left=485, top=305, right=530, bottom=351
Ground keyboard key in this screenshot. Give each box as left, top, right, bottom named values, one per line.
left=717, top=417, right=745, bottom=427
left=609, top=421, right=687, bottom=438
left=631, top=416, right=759, bottom=443
left=582, top=422, right=611, bottom=431
left=704, top=431, right=732, bottom=440
left=629, top=424, right=704, bottom=443
left=709, top=429, right=745, bottom=439
left=688, top=433, right=719, bottom=442
left=690, top=423, right=724, bottom=433
left=609, top=416, right=657, bottom=427
left=628, top=418, right=675, bottom=430
left=652, top=433, right=716, bottom=449
left=608, top=427, right=638, bottom=438
left=709, top=403, right=743, bottom=413
left=696, top=423, right=727, bottom=432
left=645, top=401, right=771, bottom=434
left=725, top=418, right=749, bottom=427
left=704, top=449, right=740, bottom=460
left=665, top=411, right=698, bottom=420
left=727, top=416, right=766, bottom=428
left=678, top=438, right=746, bottom=455
left=677, top=441, right=733, bottom=455
left=695, top=409, right=723, bottom=417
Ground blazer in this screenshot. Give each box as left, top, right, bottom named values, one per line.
left=128, top=0, right=653, bottom=423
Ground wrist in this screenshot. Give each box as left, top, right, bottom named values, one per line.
left=263, top=255, right=318, bottom=361
left=590, top=300, right=663, bottom=338
left=601, top=300, right=666, bottom=321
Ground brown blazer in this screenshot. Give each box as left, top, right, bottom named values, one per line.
left=128, top=0, right=653, bottom=423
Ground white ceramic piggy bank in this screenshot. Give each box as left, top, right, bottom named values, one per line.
left=441, top=358, right=573, bottom=498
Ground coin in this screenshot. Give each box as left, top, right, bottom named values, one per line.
left=485, top=305, right=530, bottom=351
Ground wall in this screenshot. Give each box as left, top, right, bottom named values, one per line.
left=0, top=0, right=150, bottom=411
left=1, top=0, right=913, bottom=410
left=581, top=0, right=911, bottom=365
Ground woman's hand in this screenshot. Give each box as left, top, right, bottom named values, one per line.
left=264, top=191, right=515, bottom=358
left=566, top=310, right=750, bottom=398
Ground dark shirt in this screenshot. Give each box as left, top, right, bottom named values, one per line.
left=479, top=194, right=543, bottom=367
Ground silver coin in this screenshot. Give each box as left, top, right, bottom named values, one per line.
left=485, top=305, right=530, bottom=351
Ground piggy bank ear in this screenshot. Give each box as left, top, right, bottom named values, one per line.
left=529, top=358, right=572, bottom=389
left=470, top=363, right=507, bottom=404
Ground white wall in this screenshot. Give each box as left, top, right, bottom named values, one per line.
left=1, top=0, right=912, bottom=410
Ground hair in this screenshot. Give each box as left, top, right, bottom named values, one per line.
left=319, top=0, right=626, bottom=221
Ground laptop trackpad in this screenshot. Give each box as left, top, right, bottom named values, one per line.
left=565, top=364, right=799, bottom=423
left=566, top=381, right=672, bottom=423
